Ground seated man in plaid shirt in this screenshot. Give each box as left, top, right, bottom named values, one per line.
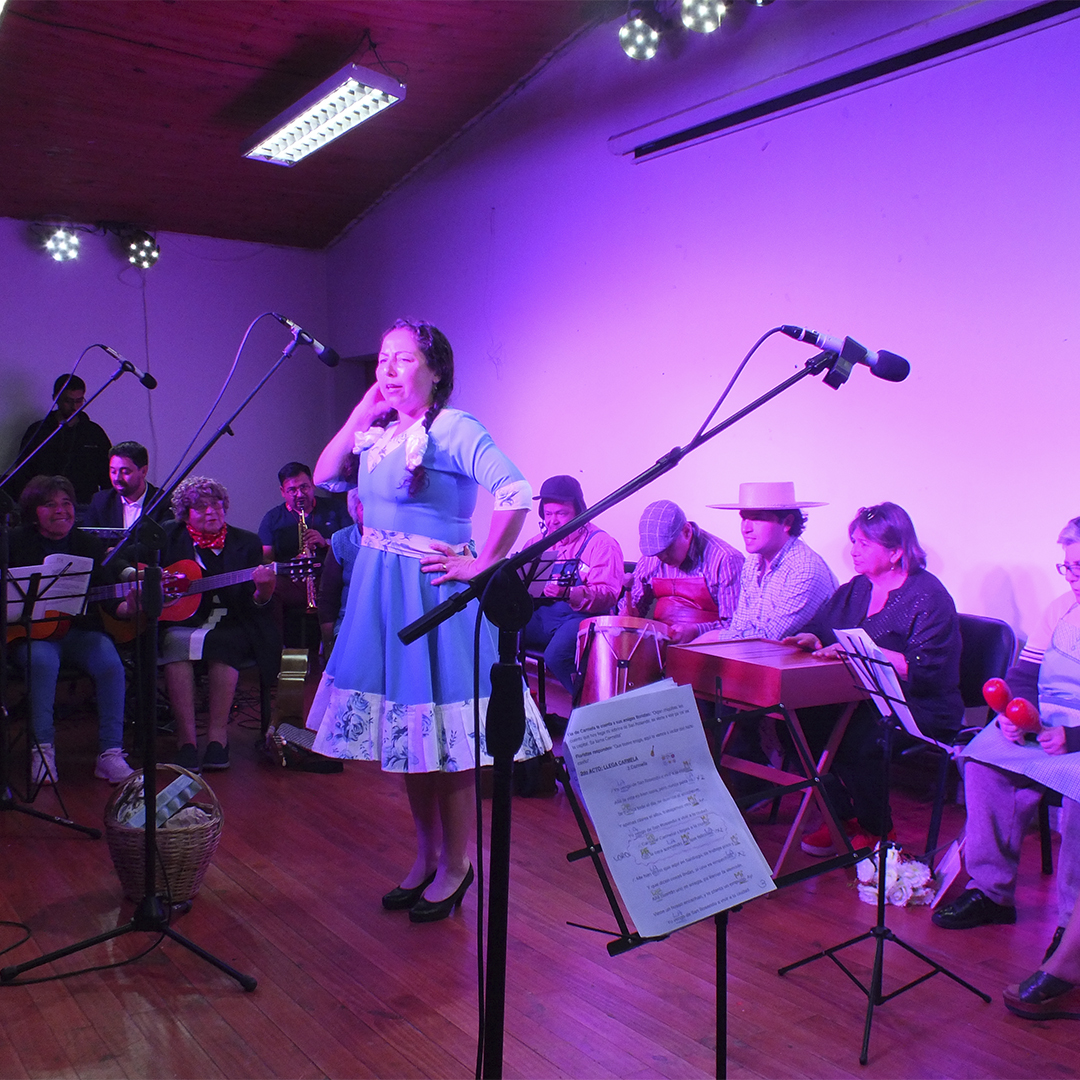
left=694, top=482, right=837, bottom=799
left=697, top=481, right=836, bottom=644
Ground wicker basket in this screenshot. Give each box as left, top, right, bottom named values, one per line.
left=104, top=763, right=223, bottom=904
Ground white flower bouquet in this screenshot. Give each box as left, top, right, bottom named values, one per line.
left=855, top=845, right=934, bottom=907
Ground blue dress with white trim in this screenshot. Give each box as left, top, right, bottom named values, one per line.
left=306, top=409, right=551, bottom=772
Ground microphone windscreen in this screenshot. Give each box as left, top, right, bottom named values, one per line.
left=872, top=351, right=909, bottom=382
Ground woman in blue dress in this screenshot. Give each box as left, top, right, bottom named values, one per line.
left=308, top=319, right=550, bottom=921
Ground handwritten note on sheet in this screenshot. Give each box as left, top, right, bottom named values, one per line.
left=564, top=680, right=774, bottom=938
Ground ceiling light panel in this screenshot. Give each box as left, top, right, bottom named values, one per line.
left=243, top=64, right=406, bottom=167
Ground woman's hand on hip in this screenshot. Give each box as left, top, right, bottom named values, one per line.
left=422, top=540, right=475, bottom=585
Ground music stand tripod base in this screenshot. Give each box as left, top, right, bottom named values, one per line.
left=776, top=652, right=989, bottom=1064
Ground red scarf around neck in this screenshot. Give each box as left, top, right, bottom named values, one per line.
left=187, top=523, right=228, bottom=549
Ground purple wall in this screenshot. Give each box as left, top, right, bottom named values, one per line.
left=325, top=2, right=1080, bottom=638
left=0, top=224, right=360, bottom=530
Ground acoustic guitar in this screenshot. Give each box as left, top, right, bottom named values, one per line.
left=8, top=557, right=314, bottom=644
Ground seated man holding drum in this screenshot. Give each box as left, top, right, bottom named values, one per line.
left=520, top=475, right=625, bottom=693
left=621, top=499, right=743, bottom=644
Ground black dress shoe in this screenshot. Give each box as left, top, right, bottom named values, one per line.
left=382, top=871, right=436, bottom=911
left=1004, top=970, right=1080, bottom=1020
left=932, top=888, right=1017, bottom=929
left=409, top=864, right=475, bottom=923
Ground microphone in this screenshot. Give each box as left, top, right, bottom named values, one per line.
left=272, top=313, right=340, bottom=368
left=101, top=345, right=158, bottom=389
left=780, top=325, right=909, bottom=383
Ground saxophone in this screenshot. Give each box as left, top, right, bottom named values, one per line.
left=297, top=504, right=317, bottom=611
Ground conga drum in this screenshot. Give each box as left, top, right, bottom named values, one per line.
left=574, top=615, right=669, bottom=707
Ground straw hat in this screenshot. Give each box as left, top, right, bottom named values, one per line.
left=708, top=482, right=826, bottom=510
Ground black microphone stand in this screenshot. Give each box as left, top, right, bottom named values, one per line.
left=399, top=346, right=848, bottom=1078
left=1, top=331, right=311, bottom=990
left=777, top=652, right=990, bottom=1064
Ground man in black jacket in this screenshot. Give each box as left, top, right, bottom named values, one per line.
left=7, top=375, right=111, bottom=507
left=84, top=441, right=172, bottom=557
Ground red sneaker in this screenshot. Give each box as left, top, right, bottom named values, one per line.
left=850, top=828, right=897, bottom=852
left=800, top=819, right=857, bottom=857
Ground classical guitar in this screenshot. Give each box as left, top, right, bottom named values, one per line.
left=156, top=557, right=315, bottom=623
left=8, top=557, right=314, bottom=644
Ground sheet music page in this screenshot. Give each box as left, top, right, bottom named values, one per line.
left=6, top=554, right=94, bottom=621
left=564, top=680, right=774, bottom=938
left=833, top=626, right=921, bottom=738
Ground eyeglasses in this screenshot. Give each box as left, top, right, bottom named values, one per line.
left=1057, top=562, right=1080, bottom=578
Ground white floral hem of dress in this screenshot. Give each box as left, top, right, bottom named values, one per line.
left=308, top=674, right=552, bottom=772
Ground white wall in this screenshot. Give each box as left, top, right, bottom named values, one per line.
left=0, top=221, right=360, bottom=531
left=325, top=2, right=1080, bottom=642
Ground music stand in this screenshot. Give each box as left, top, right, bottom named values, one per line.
left=2, top=550, right=101, bottom=837
left=777, top=643, right=989, bottom=1064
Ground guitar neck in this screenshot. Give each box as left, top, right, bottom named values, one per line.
left=185, top=563, right=282, bottom=596
left=85, top=561, right=289, bottom=605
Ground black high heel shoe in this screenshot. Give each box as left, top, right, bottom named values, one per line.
left=409, top=864, right=475, bottom=923
left=382, top=871, right=436, bottom=911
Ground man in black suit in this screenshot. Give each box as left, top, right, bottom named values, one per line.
left=84, top=441, right=172, bottom=556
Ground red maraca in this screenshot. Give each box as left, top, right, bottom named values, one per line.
left=982, top=678, right=1012, bottom=713
left=1004, top=696, right=1042, bottom=733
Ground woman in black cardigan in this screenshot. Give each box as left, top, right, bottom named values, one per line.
left=786, top=502, right=963, bottom=854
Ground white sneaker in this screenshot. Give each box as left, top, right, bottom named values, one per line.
left=95, top=747, right=135, bottom=784
left=31, top=743, right=58, bottom=786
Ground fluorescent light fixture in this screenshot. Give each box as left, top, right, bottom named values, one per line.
left=243, top=63, right=405, bottom=166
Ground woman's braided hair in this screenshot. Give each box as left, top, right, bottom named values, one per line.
left=381, top=319, right=454, bottom=497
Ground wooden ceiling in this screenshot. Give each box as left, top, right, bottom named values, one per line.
left=0, top=1, right=604, bottom=249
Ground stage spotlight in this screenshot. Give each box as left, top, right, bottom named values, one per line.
left=620, top=15, right=661, bottom=59
left=125, top=230, right=160, bottom=269
left=752, top=0, right=775, bottom=6
left=44, top=227, right=79, bottom=262
left=680, top=0, right=727, bottom=33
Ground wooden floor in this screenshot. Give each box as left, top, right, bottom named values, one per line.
left=2, top=680, right=1078, bottom=1080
